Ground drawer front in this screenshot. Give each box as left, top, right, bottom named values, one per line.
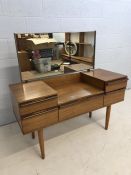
left=22, top=108, right=58, bottom=134
left=104, top=89, right=125, bottom=106
left=59, top=95, right=103, bottom=121
left=20, top=96, right=57, bottom=116
left=105, top=79, right=127, bottom=92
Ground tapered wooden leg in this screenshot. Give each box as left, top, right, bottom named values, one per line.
left=32, top=131, right=35, bottom=139
left=105, top=106, right=111, bottom=130
left=89, top=112, right=92, bottom=118
left=38, top=128, right=45, bottom=159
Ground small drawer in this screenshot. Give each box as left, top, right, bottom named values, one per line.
left=105, top=79, right=127, bottom=92
left=104, top=89, right=125, bottom=106
left=59, top=95, right=103, bottom=121
left=22, top=108, right=58, bottom=134
left=19, top=96, right=58, bottom=116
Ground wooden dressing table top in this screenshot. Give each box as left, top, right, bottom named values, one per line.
left=10, top=69, right=127, bottom=105
left=9, top=81, right=57, bottom=103
left=84, top=69, right=127, bottom=82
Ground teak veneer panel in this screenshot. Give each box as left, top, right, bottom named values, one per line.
left=10, top=81, right=57, bottom=104
left=22, top=108, right=58, bottom=134
left=19, top=96, right=58, bottom=116
left=59, top=95, right=103, bottom=121
left=44, top=72, right=81, bottom=88
left=82, top=69, right=128, bottom=92
left=84, top=69, right=127, bottom=82
left=105, top=79, right=127, bottom=92
left=44, top=73, right=104, bottom=106
left=55, top=82, right=104, bottom=106
left=104, top=89, right=125, bottom=106
left=11, top=93, right=21, bottom=127
left=81, top=73, right=105, bottom=90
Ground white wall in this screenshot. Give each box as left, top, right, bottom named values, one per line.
left=0, top=0, right=131, bottom=125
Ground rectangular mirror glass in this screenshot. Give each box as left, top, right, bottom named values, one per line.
left=14, top=31, right=96, bottom=82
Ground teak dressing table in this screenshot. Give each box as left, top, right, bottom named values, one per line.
left=9, top=69, right=128, bottom=159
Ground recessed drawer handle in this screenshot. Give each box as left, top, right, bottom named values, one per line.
left=107, top=79, right=127, bottom=85
left=20, top=96, right=57, bottom=107
left=23, top=108, right=57, bottom=119
left=60, top=95, right=103, bottom=108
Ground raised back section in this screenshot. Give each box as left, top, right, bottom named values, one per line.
left=43, top=72, right=81, bottom=89
left=81, top=69, right=128, bottom=92
left=81, top=72, right=105, bottom=90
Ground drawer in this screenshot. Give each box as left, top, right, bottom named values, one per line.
left=19, top=96, right=58, bottom=116
left=104, top=89, right=125, bottom=106
left=59, top=95, right=103, bottom=121
left=105, top=79, right=127, bottom=92
left=21, top=108, right=58, bottom=134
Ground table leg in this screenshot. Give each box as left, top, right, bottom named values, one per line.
left=38, top=128, right=45, bottom=159
left=89, top=112, right=92, bottom=118
left=32, top=131, right=35, bottom=139
left=105, top=106, right=111, bottom=130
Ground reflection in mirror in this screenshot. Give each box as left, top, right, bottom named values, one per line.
left=14, top=32, right=96, bottom=82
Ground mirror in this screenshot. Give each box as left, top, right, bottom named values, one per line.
left=14, top=31, right=96, bottom=82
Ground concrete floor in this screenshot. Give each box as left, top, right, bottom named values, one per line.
left=0, top=90, right=131, bottom=175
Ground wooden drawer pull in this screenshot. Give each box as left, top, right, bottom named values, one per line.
left=20, top=96, right=57, bottom=107
left=107, top=79, right=127, bottom=85
left=23, top=108, right=58, bottom=119
left=60, top=95, right=102, bottom=108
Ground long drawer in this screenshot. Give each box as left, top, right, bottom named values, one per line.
left=59, top=95, right=103, bottom=121
left=19, top=96, right=58, bottom=116
left=21, top=108, right=58, bottom=134
left=104, top=89, right=125, bottom=106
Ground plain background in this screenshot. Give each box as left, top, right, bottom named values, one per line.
left=0, top=0, right=131, bottom=125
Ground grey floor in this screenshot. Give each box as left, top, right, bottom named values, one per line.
left=0, top=90, right=131, bottom=175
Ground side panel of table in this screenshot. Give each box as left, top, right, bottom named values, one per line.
left=104, top=89, right=125, bottom=106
